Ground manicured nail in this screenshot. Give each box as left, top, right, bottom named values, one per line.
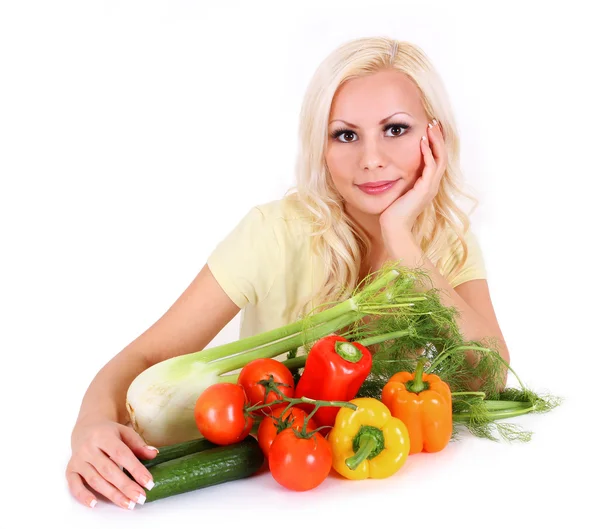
left=422, top=135, right=427, bottom=142
left=428, top=122, right=433, bottom=129
left=137, top=493, right=146, bottom=505
left=145, top=445, right=159, bottom=453
left=145, top=478, right=155, bottom=490
left=90, top=499, right=97, bottom=508
left=432, top=118, right=438, bottom=126
left=127, top=500, right=136, bottom=510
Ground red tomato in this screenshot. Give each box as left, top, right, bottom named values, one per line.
left=268, top=429, right=332, bottom=491
left=238, top=358, right=295, bottom=414
left=257, top=406, right=318, bottom=457
left=194, top=383, right=253, bottom=445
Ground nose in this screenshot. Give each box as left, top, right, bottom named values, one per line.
left=359, top=135, right=386, bottom=171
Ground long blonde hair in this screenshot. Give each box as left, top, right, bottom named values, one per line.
left=285, top=36, right=479, bottom=317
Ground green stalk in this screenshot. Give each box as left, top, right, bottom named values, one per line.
left=361, top=297, right=428, bottom=307
left=281, top=355, right=308, bottom=371
left=453, top=403, right=535, bottom=422
left=199, top=298, right=357, bottom=363
left=199, top=268, right=400, bottom=365
left=478, top=400, right=533, bottom=411
left=247, top=395, right=356, bottom=416
left=356, top=329, right=413, bottom=348
left=361, top=267, right=401, bottom=291
left=217, top=327, right=414, bottom=382
left=213, top=311, right=365, bottom=375
left=218, top=373, right=240, bottom=384
left=303, top=403, right=320, bottom=428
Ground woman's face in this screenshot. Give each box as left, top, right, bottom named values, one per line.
left=325, top=69, right=431, bottom=218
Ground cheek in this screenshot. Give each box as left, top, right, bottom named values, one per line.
left=392, top=141, right=423, bottom=178
left=325, top=148, right=354, bottom=187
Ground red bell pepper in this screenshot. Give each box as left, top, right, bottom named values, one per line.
left=294, top=335, right=372, bottom=427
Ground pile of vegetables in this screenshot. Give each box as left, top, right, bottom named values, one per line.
left=125, top=263, right=561, bottom=503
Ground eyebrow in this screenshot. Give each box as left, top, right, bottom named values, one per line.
left=329, top=111, right=413, bottom=128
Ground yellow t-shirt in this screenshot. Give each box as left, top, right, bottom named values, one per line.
left=207, top=195, right=487, bottom=347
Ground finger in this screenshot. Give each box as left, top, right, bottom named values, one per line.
left=119, top=423, right=160, bottom=461
left=425, top=124, right=443, bottom=188
left=102, top=436, right=154, bottom=496
left=66, top=470, right=98, bottom=509
left=80, top=461, right=137, bottom=510
left=428, top=119, right=447, bottom=169
left=425, top=123, right=439, bottom=161
left=421, top=134, right=436, bottom=174
left=118, top=426, right=158, bottom=488
left=90, top=446, right=147, bottom=507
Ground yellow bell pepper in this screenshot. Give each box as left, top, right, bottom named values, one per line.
left=328, top=397, right=410, bottom=480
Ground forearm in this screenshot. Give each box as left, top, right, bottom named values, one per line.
left=74, top=349, right=152, bottom=430
left=388, top=232, right=509, bottom=388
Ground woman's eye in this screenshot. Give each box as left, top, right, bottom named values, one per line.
left=387, top=124, right=407, bottom=137
left=335, top=131, right=357, bottom=143
left=330, top=123, right=410, bottom=143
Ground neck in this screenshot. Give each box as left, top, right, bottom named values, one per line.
left=344, top=204, right=385, bottom=250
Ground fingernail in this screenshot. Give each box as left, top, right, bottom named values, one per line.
left=127, top=500, right=136, bottom=510
left=422, top=135, right=427, bottom=142
left=432, top=118, right=438, bottom=126
left=145, top=445, right=159, bottom=453
left=145, top=478, right=155, bottom=490
left=90, top=499, right=97, bottom=508
left=137, top=493, right=146, bottom=505
left=428, top=122, right=433, bottom=129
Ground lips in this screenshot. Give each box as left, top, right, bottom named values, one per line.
left=356, top=179, right=399, bottom=195
left=358, top=180, right=396, bottom=188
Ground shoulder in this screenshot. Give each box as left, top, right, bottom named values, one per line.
left=253, top=194, right=311, bottom=222
left=210, top=195, right=313, bottom=263
left=437, top=223, right=483, bottom=258
left=435, top=223, right=487, bottom=288
left=251, top=194, right=315, bottom=239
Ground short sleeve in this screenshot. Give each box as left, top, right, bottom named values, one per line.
left=439, top=228, right=487, bottom=288
left=206, top=207, right=280, bottom=308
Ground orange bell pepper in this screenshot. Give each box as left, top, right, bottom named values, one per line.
left=381, top=357, right=452, bottom=454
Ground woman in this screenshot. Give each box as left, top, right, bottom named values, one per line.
left=66, top=36, right=510, bottom=510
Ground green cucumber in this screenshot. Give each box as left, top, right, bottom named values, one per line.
left=140, top=438, right=218, bottom=468
left=144, top=436, right=264, bottom=503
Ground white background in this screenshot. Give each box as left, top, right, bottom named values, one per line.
left=1, top=0, right=598, bottom=527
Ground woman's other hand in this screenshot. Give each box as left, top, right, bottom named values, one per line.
left=66, top=420, right=158, bottom=509
left=379, top=118, right=447, bottom=242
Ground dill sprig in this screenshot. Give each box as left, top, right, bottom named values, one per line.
left=451, top=387, right=563, bottom=442
left=301, top=261, right=564, bottom=443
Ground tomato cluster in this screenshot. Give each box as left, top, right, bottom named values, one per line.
left=193, top=358, right=332, bottom=492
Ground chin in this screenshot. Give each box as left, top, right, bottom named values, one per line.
left=345, top=195, right=398, bottom=217
left=350, top=188, right=403, bottom=216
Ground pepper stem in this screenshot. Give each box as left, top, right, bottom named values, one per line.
left=406, top=357, right=429, bottom=393
left=345, top=425, right=385, bottom=470
left=346, top=435, right=378, bottom=470
left=335, top=341, right=363, bottom=363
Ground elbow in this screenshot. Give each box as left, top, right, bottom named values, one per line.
left=463, top=343, right=511, bottom=395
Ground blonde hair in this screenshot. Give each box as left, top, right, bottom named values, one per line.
left=284, top=36, right=479, bottom=317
